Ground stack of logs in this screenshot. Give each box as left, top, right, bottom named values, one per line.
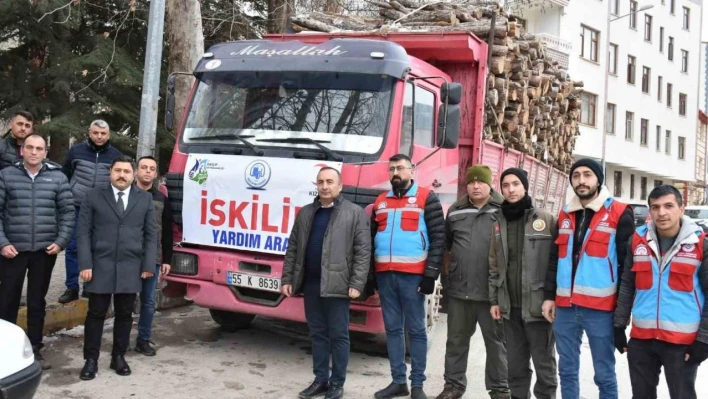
left=290, top=1, right=583, bottom=170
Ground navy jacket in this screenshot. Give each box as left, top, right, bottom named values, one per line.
left=62, top=139, right=122, bottom=207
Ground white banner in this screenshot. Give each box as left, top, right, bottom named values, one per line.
left=182, top=154, right=342, bottom=255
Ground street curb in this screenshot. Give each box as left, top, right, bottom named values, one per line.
left=17, top=299, right=90, bottom=335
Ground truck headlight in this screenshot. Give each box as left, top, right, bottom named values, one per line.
left=171, top=252, right=198, bottom=276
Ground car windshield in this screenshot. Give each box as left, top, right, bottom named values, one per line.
left=181, top=71, right=395, bottom=155
left=633, top=205, right=648, bottom=216
left=685, top=209, right=708, bottom=219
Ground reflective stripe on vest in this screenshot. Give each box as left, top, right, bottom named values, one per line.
left=373, top=183, right=430, bottom=274
left=554, top=198, right=627, bottom=311
left=629, top=227, right=705, bottom=345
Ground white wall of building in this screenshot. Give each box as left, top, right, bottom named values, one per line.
left=520, top=0, right=703, bottom=198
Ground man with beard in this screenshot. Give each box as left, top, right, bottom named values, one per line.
left=371, top=154, right=445, bottom=399
left=489, top=168, right=558, bottom=399
left=0, top=111, right=34, bottom=170
left=543, top=159, right=634, bottom=399
left=614, top=185, right=708, bottom=399
left=437, top=165, right=509, bottom=399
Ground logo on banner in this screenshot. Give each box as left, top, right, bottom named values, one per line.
left=245, top=160, right=272, bottom=189
left=561, top=219, right=571, bottom=229
left=188, top=159, right=209, bottom=185
left=682, top=244, right=696, bottom=252
left=634, top=244, right=649, bottom=256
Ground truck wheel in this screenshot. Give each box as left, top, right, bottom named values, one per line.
left=405, top=278, right=443, bottom=352
left=209, top=309, right=256, bottom=332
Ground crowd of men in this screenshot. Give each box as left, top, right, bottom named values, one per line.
left=285, top=153, right=708, bottom=399
left=0, top=111, right=173, bottom=380
left=1, top=109, right=708, bottom=399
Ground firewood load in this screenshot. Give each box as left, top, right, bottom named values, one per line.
left=290, top=1, right=581, bottom=171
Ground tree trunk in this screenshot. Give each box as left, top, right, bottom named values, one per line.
left=166, top=0, right=205, bottom=136
left=268, top=0, right=295, bottom=33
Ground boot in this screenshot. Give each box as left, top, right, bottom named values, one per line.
left=58, top=288, right=79, bottom=304
left=33, top=347, right=51, bottom=370
left=109, top=355, right=131, bottom=376
left=298, top=380, right=329, bottom=398
left=435, top=385, right=464, bottom=399
left=135, top=340, right=157, bottom=356
left=325, top=383, right=344, bottom=399
left=80, top=359, right=98, bottom=380
left=374, top=382, right=409, bottom=399
left=411, top=387, right=428, bottom=399
left=489, top=390, right=512, bottom=399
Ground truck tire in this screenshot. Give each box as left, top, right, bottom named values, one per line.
left=405, top=278, right=443, bottom=352
left=209, top=309, right=256, bottom=332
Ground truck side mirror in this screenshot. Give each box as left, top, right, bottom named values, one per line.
left=441, top=82, right=462, bottom=105
left=437, top=104, right=460, bottom=149
left=165, top=74, right=177, bottom=131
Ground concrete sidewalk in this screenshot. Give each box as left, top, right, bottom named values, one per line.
left=16, top=253, right=189, bottom=336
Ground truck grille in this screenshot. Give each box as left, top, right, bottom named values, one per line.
left=228, top=286, right=283, bottom=307
left=341, top=186, right=385, bottom=209
left=165, top=172, right=184, bottom=225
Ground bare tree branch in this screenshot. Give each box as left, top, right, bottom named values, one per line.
left=37, top=0, right=75, bottom=23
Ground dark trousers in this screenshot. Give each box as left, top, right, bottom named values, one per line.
left=0, top=251, right=57, bottom=348
left=444, top=297, right=508, bottom=393
left=64, top=209, right=80, bottom=290
left=84, top=293, right=137, bottom=360
left=627, top=338, right=698, bottom=399
left=504, top=307, right=557, bottom=399
left=304, top=290, right=351, bottom=385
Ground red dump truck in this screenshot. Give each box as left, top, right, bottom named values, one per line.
left=161, top=31, right=569, bottom=337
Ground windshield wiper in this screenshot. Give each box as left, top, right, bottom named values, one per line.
left=190, top=134, right=264, bottom=156
left=256, top=138, right=344, bottom=161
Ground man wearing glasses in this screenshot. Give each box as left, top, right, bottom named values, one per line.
left=371, top=154, right=446, bottom=399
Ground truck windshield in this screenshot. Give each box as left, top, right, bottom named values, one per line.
left=182, top=71, right=395, bottom=155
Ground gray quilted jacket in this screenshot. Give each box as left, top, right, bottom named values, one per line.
left=0, top=161, right=75, bottom=251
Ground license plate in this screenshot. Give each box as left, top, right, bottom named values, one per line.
left=226, top=271, right=281, bottom=293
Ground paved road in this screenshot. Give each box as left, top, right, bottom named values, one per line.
left=33, top=305, right=708, bottom=399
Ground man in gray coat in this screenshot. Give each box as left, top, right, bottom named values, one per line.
left=77, top=155, right=157, bottom=380
left=282, top=167, right=370, bottom=399
left=0, top=134, right=74, bottom=369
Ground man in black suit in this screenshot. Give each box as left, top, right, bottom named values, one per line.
left=77, top=155, right=158, bottom=380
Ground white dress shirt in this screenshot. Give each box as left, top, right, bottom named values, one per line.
left=111, top=185, right=131, bottom=210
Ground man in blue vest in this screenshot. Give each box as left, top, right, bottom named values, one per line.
left=542, top=158, right=634, bottom=399
left=614, top=185, right=708, bottom=399
left=371, top=154, right=445, bottom=399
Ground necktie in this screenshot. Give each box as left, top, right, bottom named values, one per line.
left=117, top=191, right=125, bottom=217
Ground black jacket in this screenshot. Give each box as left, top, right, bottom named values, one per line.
left=370, top=183, right=446, bottom=280
left=0, top=134, right=21, bottom=171
left=62, top=139, right=123, bottom=207
left=148, top=187, right=174, bottom=265
left=0, top=161, right=75, bottom=251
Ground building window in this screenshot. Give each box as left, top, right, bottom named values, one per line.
left=611, top=0, right=619, bottom=15
left=679, top=93, right=687, bottom=116
left=644, top=15, right=652, bottom=41
left=614, top=171, right=623, bottom=197
left=630, top=174, right=636, bottom=199
left=580, top=25, right=599, bottom=62
left=670, top=0, right=675, bottom=14
left=629, top=1, right=638, bottom=29
left=606, top=103, right=616, bottom=134
left=640, top=119, right=648, bottom=145
left=655, top=180, right=664, bottom=188
left=580, top=92, right=597, bottom=126
left=626, top=111, right=634, bottom=140
left=642, top=67, right=651, bottom=93
left=678, top=136, right=686, bottom=159
left=667, top=83, right=673, bottom=107
left=627, top=55, right=636, bottom=84
left=658, top=76, right=663, bottom=101
left=656, top=125, right=662, bottom=151
left=683, top=7, right=690, bottom=30
left=681, top=50, right=689, bottom=72
left=609, top=44, right=618, bottom=75
left=659, top=27, right=664, bottom=52
left=666, top=130, right=672, bottom=155
left=668, top=37, right=674, bottom=61
left=641, top=177, right=648, bottom=200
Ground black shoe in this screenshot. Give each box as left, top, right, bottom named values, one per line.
left=411, top=387, right=427, bottom=399
left=298, top=380, right=329, bottom=398
left=109, top=355, right=131, bottom=376
left=135, top=340, right=156, bottom=356
left=58, top=288, right=79, bottom=304
left=374, top=383, right=409, bottom=399
left=81, top=289, right=90, bottom=299
left=489, top=391, right=511, bottom=399
left=80, top=359, right=98, bottom=380
left=33, top=348, right=51, bottom=370
left=325, top=384, right=343, bottom=399
left=435, top=386, right=464, bottom=399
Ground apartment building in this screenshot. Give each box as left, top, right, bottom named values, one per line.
left=512, top=0, right=703, bottom=203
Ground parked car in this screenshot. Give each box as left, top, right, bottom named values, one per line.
left=0, top=319, right=41, bottom=399
left=685, top=206, right=708, bottom=223
left=626, top=201, right=649, bottom=227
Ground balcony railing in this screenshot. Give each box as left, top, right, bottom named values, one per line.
left=536, top=33, right=572, bottom=69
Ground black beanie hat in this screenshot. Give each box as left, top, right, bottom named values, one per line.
left=570, top=158, right=604, bottom=186
left=500, top=168, right=529, bottom=192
